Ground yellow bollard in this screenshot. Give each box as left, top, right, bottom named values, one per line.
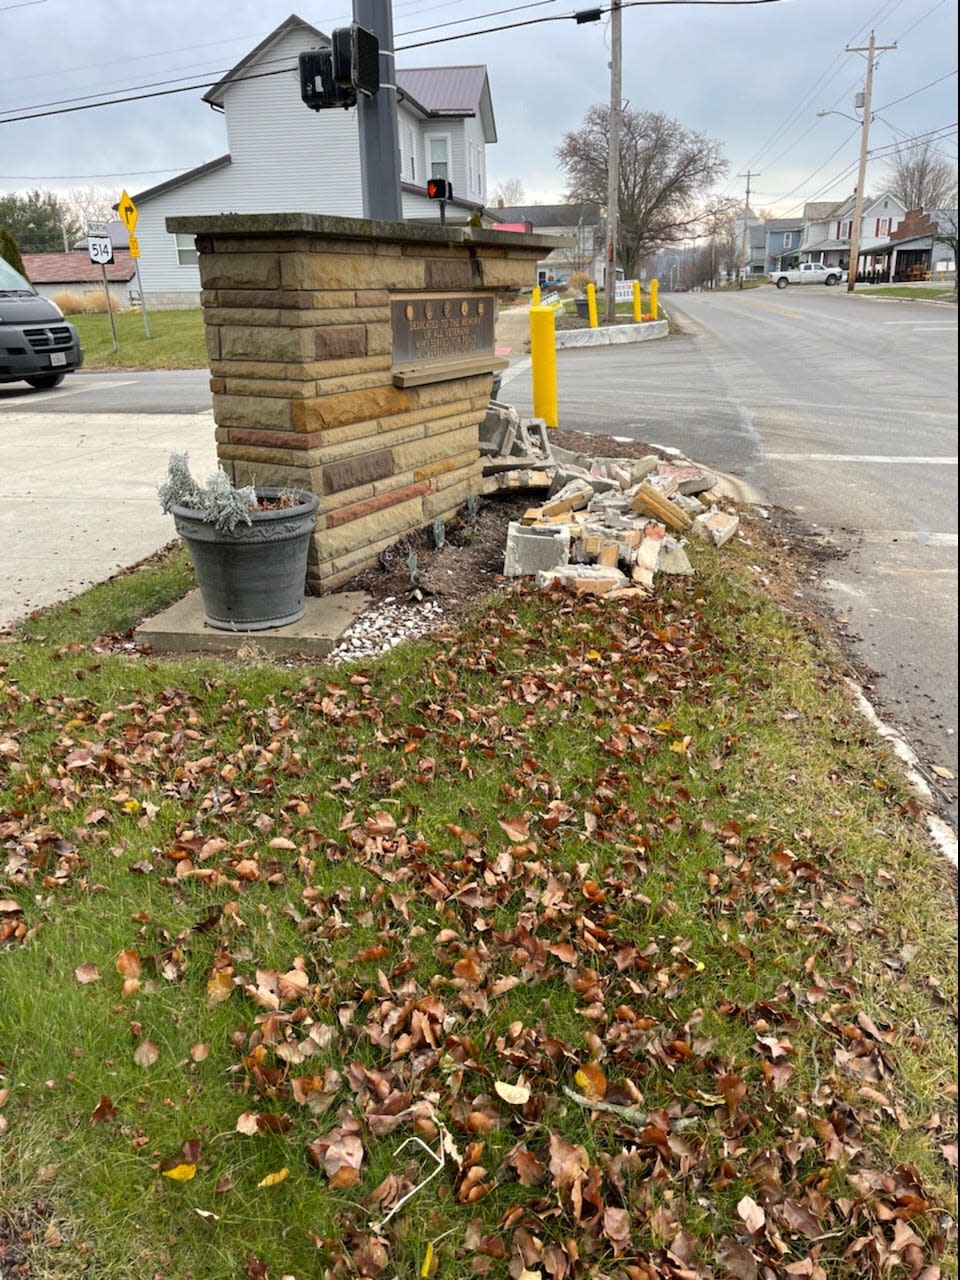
left=586, top=282, right=599, bottom=329
left=529, top=305, right=558, bottom=427
left=632, top=279, right=642, bottom=323
left=532, top=285, right=541, bottom=307
left=649, top=278, right=659, bottom=321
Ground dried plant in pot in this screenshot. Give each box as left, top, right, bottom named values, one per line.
left=159, top=453, right=319, bottom=631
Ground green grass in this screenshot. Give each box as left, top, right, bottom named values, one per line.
left=858, top=283, right=957, bottom=302
left=71, top=309, right=208, bottom=370
left=1, top=543, right=957, bottom=1280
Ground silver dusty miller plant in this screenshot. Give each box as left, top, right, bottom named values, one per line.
left=159, top=452, right=258, bottom=534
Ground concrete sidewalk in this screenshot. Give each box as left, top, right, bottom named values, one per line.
left=1, top=410, right=218, bottom=630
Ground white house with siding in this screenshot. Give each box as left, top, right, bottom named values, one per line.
left=798, top=192, right=907, bottom=272
left=129, top=14, right=496, bottom=307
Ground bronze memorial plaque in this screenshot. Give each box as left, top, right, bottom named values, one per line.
left=391, top=293, right=496, bottom=371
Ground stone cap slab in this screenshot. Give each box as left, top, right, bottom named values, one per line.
left=166, top=212, right=558, bottom=257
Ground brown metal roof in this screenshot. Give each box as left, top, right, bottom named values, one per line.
left=21, top=252, right=136, bottom=284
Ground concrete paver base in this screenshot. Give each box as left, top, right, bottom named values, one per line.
left=135, top=589, right=369, bottom=659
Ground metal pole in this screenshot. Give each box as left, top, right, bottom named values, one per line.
left=354, top=0, right=402, bottom=221
left=737, top=170, right=757, bottom=288
left=845, top=32, right=896, bottom=293
left=133, top=259, right=151, bottom=339
left=101, top=264, right=119, bottom=352
left=605, top=0, right=622, bottom=323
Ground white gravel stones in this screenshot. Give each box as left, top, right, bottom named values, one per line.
left=327, top=596, right=447, bottom=664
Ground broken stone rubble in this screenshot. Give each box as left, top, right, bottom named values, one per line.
left=482, top=402, right=737, bottom=592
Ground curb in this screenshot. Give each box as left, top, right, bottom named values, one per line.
left=555, top=319, right=669, bottom=349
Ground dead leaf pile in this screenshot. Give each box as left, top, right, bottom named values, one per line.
left=1, top=586, right=956, bottom=1278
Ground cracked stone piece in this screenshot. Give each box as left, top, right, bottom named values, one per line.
left=692, top=508, right=740, bottom=546
left=657, top=536, right=695, bottom=575
left=535, top=564, right=628, bottom=595
left=630, top=455, right=661, bottom=483
left=673, top=493, right=707, bottom=516
left=547, top=465, right=593, bottom=496
left=656, top=461, right=718, bottom=494
left=540, top=479, right=594, bottom=516
left=628, top=482, right=691, bottom=531
left=643, top=472, right=679, bottom=497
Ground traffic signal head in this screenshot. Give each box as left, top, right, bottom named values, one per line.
left=298, top=47, right=356, bottom=110
left=427, top=178, right=452, bottom=201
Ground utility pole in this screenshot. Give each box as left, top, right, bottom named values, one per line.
left=354, top=0, right=402, bottom=221
left=737, top=170, right=758, bottom=288
left=844, top=31, right=896, bottom=292
left=604, top=0, right=623, bottom=323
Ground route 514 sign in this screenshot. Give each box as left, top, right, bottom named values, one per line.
left=88, top=235, right=113, bottom=265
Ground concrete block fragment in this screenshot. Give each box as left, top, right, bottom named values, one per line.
left=490, top=469, right=551, bottom=491
left=535, top=564, right=628, bottom=595
left=692, top=508, right=740, bottom=547
left=631, top=563, right=655, bottom=589
left=478, top=401, right=520, bottom=454
left=657, top=536, right=695, bottom=575
left=504, top=521, right=571, bottom=577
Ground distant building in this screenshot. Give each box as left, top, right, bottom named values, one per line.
left=491, top=203, right=603, bottom=285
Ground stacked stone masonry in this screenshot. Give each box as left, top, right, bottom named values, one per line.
left=170, top=214, right=552, bottom=593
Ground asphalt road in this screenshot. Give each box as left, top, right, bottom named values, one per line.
left=504, top=287, right=958, bottom=823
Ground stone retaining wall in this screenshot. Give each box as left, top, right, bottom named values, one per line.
left=167, top=214, right=552, bottom=593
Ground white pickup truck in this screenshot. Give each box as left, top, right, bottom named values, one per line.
left=769, top=262, right=846, bottom=288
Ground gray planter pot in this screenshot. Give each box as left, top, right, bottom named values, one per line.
left=171, top=486, right=319, bottom=631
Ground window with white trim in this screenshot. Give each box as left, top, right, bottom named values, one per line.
left=427, top=135, right=450, bottom=182
left=405, top=126, right=416, bottom=181
left=174, top=233, right=198, bottom=266
left=782, top=231, right=793, bottom=248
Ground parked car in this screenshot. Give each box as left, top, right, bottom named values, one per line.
left=769, top=262, right=846, bottom=289
left=0, top=257, right=84, bottom=390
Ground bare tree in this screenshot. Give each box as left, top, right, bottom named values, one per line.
left=60, top=187, right=116, bottom=233
left=932, top=208, right=958, bottom=299
left=556, top=106, right=727, bottom=278
left=885, top=140, right=957, bottom=211
left=491, top=178, right=526, bottom=208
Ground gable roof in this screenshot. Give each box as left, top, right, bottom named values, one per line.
left=133, top=154, right=232, bottom=206
left=22, top=251, right=136, bottom=284
left=203, top=14, right=325, bottom=108
left=397, top=66, right=496, bottom=142
left=201, top=16, right=496, bottom=140
left=803, top=201, right=843, bottom=222
left=492, top=203, right=601, bottom=228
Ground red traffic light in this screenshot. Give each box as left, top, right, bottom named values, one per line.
left=426, top=178, right=451, bottom=200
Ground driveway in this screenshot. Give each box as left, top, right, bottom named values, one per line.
left=0, top=374, right=217, bottom=627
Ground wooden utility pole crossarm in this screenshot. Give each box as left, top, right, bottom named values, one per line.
left=845, top=31, right=896, bottom=293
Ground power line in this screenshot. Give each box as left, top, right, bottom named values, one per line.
left=875, top=68, right=957, bottom=112
left=1, top=0, right=790, bottom=126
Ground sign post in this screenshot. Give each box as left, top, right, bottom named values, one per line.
left=118, top=190, right=150, bottom=338
left=87, top=220, right=119, bottom=352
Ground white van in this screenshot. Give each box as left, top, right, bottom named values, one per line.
left=0, top=257, right=84, bottom=390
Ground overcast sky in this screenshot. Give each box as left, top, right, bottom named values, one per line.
left=1, top=0, right=956, bottom=220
